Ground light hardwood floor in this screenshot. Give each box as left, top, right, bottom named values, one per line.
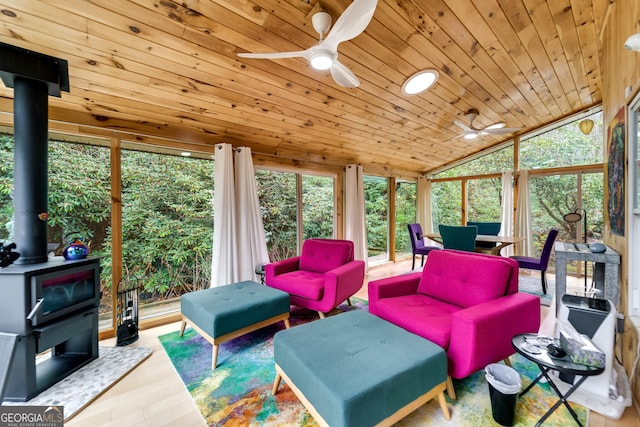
left=67, top=258, right=640, bottom=427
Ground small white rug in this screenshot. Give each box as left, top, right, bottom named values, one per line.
left=3, top=346, right=152, bottom=421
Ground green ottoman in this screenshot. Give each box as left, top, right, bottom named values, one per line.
left=273, top=310, right=450, bottom=427
left=180, top=280, right=290, bottom=369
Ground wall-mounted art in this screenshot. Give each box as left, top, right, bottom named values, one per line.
left=607, top=107, right=625, bottom=236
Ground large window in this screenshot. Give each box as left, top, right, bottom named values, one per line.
left=432, top=180, right=462, bottom=229
left=436, top=145, right=513, bottom=178
left=257, top=170, right=335, bottom=261
left=256, top=170, right=297, bottom=261
left=121, top=148, right=214, bottom=321
left=394, top=181, right=417, bottom=257
left=628, top=94, right=640, bottom=319
left=520, top=111, right=603, bottom=169
left=302, top=174, right=334, bottom=240
left=467, top=177, right=502, bottom=222
left=364, top=175, right=389, bottom=263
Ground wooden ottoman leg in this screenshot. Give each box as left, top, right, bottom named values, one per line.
left=284, top=319, right=290, bottom=329
left=179, top=320, right=187, bottom=336
left=446, top=376, right=456, bottom=400
left=272, top=372, right=282, bottom=395
left=212, top=344, right=219, bottom=370
left=438, top=391, right=451, bottom=420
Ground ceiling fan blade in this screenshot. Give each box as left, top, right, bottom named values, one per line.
left=237, top=50, right=310, bottom=60
left=453, top=120, right=472, bottom=131
left=322, top=0, right=378, bottom=51
left=480, top=127, right=520, bottom=135
left=330, top=60, right=360, bottom=87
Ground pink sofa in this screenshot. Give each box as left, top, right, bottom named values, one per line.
left=266, top=239, right=365, bottom=318
left=368, top=250, right=540, bottom=396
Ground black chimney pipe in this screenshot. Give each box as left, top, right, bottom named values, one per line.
left=12, top=78, right=49, bottom=263
left=0, top=42, right=69, bottom=264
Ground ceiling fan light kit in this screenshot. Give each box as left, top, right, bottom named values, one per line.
left=401, top=69, right=439, bottom=95
left=237, top=0, right=378, bottom=88
left=310, top=50, right=335, bottom=70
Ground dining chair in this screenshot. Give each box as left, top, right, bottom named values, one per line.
left=438, top=225, right=478, bottom=252
left=407, top=223, right=441, bottom=270
left=466, top=221, right=501, bottom=251
left=510, top=228, right=559, bottom=294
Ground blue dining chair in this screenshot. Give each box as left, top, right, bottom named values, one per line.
left=467, top=221, right=501, bottom=250
left=407, top=223, right=441, bottom=270
left=438, top=225, right=478, bottom=252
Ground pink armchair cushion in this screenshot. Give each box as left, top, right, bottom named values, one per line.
left=417, top=250, right=512, bottom=308
left=299, top=239, right=354, bottom=274
left=371, top=294, right=459, bottom=349
left=266, top=270, right=325, bottom=300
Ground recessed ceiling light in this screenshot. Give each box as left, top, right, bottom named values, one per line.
left=180, top=151, right=192, bottom=157
left=401, top=69, right=439, bottom=95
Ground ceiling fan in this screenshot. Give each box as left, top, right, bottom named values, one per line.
left=237, top=0, right=378, bottom=88
left=453, top=108, right=520, bottom=139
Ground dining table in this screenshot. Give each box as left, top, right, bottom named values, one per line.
left=424, top=233, right=524, bottom=256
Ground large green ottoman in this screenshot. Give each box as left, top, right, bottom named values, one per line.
left=273, top=310, right=450, bottom=427
left=180, top=280, right=290, bottom=369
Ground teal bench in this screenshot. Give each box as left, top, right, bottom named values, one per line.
left=272, top=310, right=450, bottom=427
left=180, top=281, right=290, bottom=369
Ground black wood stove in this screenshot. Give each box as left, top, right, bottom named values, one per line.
left=0, top=43, right=100, bottom=401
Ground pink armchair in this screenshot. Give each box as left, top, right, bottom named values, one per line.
left=265, top=239, right=365, bottom=319
left=368, top=250, right=540, bottom=398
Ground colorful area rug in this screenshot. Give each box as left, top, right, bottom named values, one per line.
left=159, top=301, right=586, bottom=426
left=2, top=346, right=152, bottom=421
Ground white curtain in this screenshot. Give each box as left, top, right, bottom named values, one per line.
left=416, top=176, right=433, bottom=233
left=515, top=169, right=534, bottom=257
left=344, top=164, right=368, bottom=270
left=234, top=147, right=270, bottom=282
left=499, top=171, right=514, bottom=256
left=211, top=143, right=238, bottom=287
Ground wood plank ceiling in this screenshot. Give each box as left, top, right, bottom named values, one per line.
left=0, top=0, right=608, bottom=176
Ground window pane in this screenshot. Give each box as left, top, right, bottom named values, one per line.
left=395, top=181, right=416, bottom=255
left=530, top=175, right=577, bottom=252
left=520, top=111, right=603, bottom=169
left=302, top=175, right=334, bottom=240
left=432, top=181, right=462, bottom=229
left=256, top=170, right=297, bottom=261
left=121, top=149, right=214, bottom=321
left=435, top=145, right=513, bottom=178
left=583, top=173, right=604, bottom=243
left=467, top=178, right=502, bottom=222
left=0, top=133, right=13, bottom=242
left=49, top=140, right=112, bottom=329
left=364, top=175, right=388, bottom=262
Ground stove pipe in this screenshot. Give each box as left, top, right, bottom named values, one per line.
left=13, top=78, right=49, bottom=264
left=0, top=43, right=69, bottom=264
